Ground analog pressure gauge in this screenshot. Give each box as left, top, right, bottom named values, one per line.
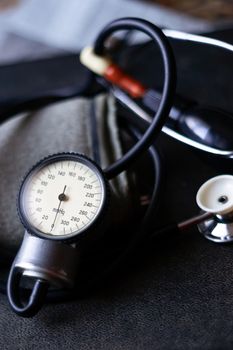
left=18, top=153, right=108, bottom=242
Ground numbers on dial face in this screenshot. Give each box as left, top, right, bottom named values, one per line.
left=20, top=158, right=105, bottom=237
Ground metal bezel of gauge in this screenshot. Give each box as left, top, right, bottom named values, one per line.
left=17, top=153, right=109, bottom=243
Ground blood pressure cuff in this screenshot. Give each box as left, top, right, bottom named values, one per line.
left=0, top=93, right=132, bottom=253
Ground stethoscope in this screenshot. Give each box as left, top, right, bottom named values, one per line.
left=2, top=17, right=233, bottom=318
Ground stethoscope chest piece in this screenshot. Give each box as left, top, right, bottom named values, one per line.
left=196, top=175, right=233, bottom=243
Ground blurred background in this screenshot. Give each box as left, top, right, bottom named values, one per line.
left=0, top=0, right=232, bottom=64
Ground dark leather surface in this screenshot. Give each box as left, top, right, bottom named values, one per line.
left=0, top=29, right=233, bottom=349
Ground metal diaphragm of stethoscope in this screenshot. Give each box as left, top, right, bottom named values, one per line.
left=4, top=17, right=233, bottom=318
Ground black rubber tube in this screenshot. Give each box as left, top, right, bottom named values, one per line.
left=7, top=266, right=49, bottom=317
left=93, top=17, right=176, bottom=179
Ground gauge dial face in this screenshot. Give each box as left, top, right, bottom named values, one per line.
left=19, top=154, right=107, bottom=240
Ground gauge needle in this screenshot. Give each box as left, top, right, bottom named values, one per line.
left=50, top=185, right=67, bottom=232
